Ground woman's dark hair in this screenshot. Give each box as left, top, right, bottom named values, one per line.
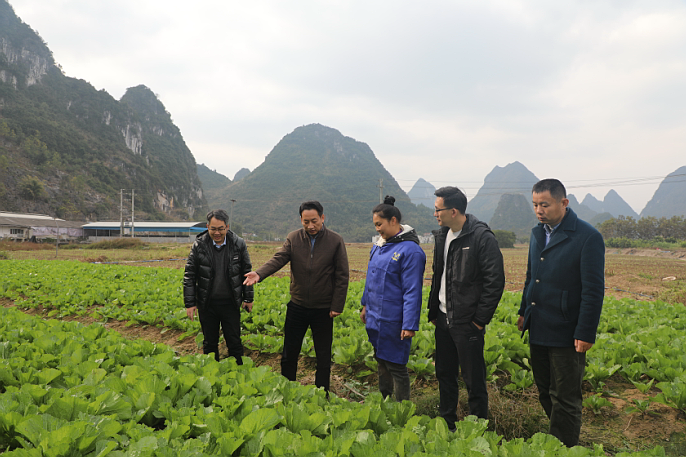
left=372, top=195, right=402, bottom=223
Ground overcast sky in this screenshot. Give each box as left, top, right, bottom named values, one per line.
left=9, top=0, right=686, bottom=213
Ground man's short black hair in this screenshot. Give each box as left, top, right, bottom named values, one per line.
left=299, top=201, right=324, bottom=216
left=434, top=186, right=468, bottom=214
left=206, top=209, right=229, bottom=225
left=532, top=179, right=566, bottom=201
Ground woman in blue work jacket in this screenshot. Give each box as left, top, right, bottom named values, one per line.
left=360, top=196, right=426, bottom=401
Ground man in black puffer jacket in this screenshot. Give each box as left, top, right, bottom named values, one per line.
left=183, top=209, right=254, bottom=363
left=427, top=187, right=505, bottom=430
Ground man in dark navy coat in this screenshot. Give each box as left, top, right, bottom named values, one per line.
left=517, top=179, right=605, bottom=447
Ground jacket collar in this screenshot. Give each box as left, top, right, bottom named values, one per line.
left=299, top=224, right=327, bottom=241
left=375, top=224, right=419, bottom=246
left=432, top=213, right=482, bottom=239
left=535, top=207, right=578, bottom=251
left=197, top=229, right=234, bottom=247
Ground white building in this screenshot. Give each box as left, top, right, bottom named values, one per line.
left=0, top=212, right=84, bottom=241
left=82, top=221, right=207, bottom=243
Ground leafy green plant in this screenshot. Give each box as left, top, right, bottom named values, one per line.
left=585, top=362, right=621, bottom=391
left=0, top=302, right=673, bottom=456
left=583, top=393, right=613, bottom=415
left=654, top=376, right=686, bottom=413
left=407, top=357, right=435, bottom=379
left=631, top=379, right=654, bottom=394
left=625, top=398, right=658, bottom=417
left=504, top=368, right=535, bottom=392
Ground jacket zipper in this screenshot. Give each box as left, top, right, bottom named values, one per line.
left=307, top=233, right=315, bottom=304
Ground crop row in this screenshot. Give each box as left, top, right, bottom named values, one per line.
left=0, top=306, right=668, bottom=456
left=1, top=260, right=686, bottom=408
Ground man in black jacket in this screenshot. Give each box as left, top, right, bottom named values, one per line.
left=427, top=187, right=505, bottom=429
left=183, top=209, right=254, bottom=363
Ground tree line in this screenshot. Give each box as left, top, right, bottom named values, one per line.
left=597, top=215, right=686, bottom=242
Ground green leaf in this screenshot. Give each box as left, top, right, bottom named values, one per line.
left=239, top=408, right=282, bottom=437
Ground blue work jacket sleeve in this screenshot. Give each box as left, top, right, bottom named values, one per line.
left=574, top=230, right=605, bottom=344
left=400, top=250, right=426, bottom=331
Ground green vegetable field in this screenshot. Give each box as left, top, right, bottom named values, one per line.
left=1, top=259, right=684, bottom=456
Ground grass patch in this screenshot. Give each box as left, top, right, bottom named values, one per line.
left=83, top=238, right=149, bottom=250
left=0, top=240, right=54, bottom=251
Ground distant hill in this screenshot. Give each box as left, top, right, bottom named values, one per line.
left=407, top=178, right=436, bottom=208
left=0, top=1, right=206, bottom=220
left=567, top=194, right=599, bottom=222
left=640, top=165, right=686, bottom=218
left=197, top=164, right=231, bottom=212
left=233, top=168, right=250, bottom=182
left=581, top=190, right=638, bottom=219
left=215, top=124, right=436, bottom=242
left=197, top=164, right=231, bottom=191
left=580, top=194, right=604, bottom=214
left=488, top=193, right=538, bottom=241
left=468, top=161, right=539, bottom=222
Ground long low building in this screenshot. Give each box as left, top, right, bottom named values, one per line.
left=0, top=212, right=84, bottom=241
left=83, top=221, right=207, bottom=243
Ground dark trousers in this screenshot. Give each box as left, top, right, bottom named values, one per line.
left=281, top=302, right=333, bottom=391
left=376, top=354, right=410, bottom=402
left=198, top=299, right=243, bottom=364
left=434, top=310, right=488, bottom=429
left=530, top=344, right=586, bottom=447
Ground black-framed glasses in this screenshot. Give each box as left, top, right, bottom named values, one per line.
left=434, top=207, right=452, bottom=213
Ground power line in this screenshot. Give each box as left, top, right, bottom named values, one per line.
left=220, top=173, right=686, bottom=206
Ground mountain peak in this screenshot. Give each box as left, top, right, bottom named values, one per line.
left=205, top=124, right=435, bottom=241
left=408, top=178, right=436, bottom=208
left=641, top=165, right=686, bottom=218
left=469, top=162, right=539, bottom=221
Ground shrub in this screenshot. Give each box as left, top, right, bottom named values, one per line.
left=19, top=176, right=46, bottom=200
left=605, top=237, right=635, bottom=248
left=493, top=230, right=516, bottom=249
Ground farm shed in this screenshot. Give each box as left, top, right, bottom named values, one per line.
left=0, top=212, right=84, bottom=241
left=83, top=221, right=206, bottom=243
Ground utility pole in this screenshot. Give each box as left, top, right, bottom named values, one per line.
left=119, top=189, right=135, bottom=237
left=377, top=178, right=384, bottom=203
left=230, top=199, right=236, bottom=230
left=131, top=189, right=135, bottom=238
left=120, top=189, right=124, bottom=238
left=53, top=216, right=59, bottom=258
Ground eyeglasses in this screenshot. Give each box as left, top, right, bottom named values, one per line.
left=434, top=207, right=452, bottom=213
left=208, top=227, right=227, bottom=232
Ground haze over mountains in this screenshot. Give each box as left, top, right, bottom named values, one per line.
left=3, top=0, right=685, bottom=241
